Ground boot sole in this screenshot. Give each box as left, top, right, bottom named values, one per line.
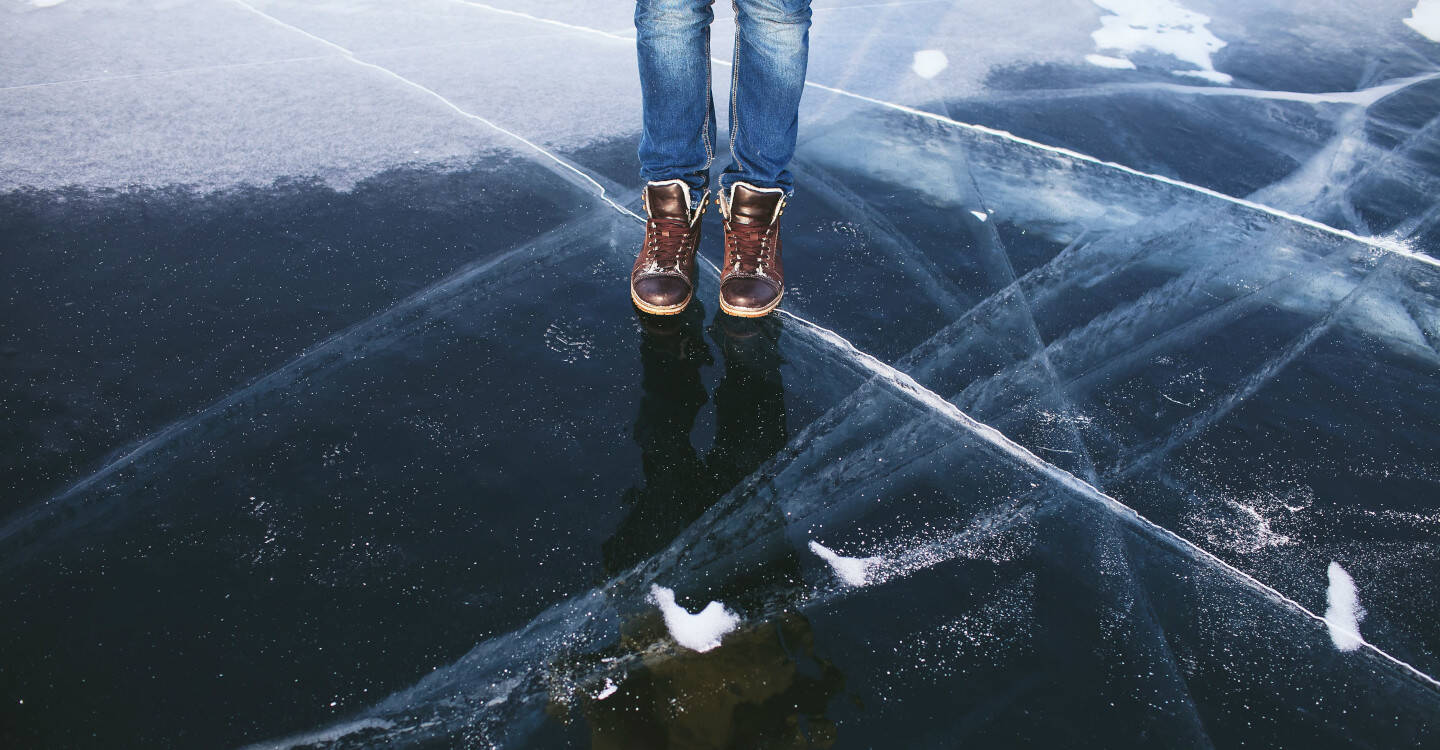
left=718, top=289, right=783, bottom=318
left=631, top=287, right=693, bottom=316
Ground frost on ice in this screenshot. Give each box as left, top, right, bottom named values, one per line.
left=1323, top=562, right=1366, bottom=652
left=809, top=540, right=881, bottom=587
left=648, top=585, right=739, bottom=653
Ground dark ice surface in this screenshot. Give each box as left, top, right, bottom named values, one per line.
left=3, top=1, right=1440, bottom=748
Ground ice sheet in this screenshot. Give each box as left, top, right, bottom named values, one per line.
left=4, top=1, right=1440, bottom=747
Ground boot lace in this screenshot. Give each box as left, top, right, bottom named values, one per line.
left=644, top=217, right=692, bottom=270
left=725, top=221, right=774, bottom=275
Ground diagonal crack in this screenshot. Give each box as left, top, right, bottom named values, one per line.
left=18, top=8, right=1439, bottom=738
left=774, top=308, right=1440, bottom=689
left=0, top=209, right=622, bottom=555
left=227, top=0, right=640, bottom=220
left=448, top=0, right=1438, bottom=269
left=788, top=157, right=974, bottom=318
left=1107, top=255, right=1400, bottom=482
left=225, top=2, right=1437, bottom=691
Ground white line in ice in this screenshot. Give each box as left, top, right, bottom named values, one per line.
left=226, top=0, right=641, bottom=222
left=1078, top=73, right=1440, bottom=106
left=814, top=0, right=955, bottom=11
left=1, top=212, right=612, bottom=545
left=0, top=31, right=580, bottom=94
left=797, top=80, right=1435, bottom=266
left=772, top=308, right=1440, bottom=690
left=1161, top=393, right=1196, bottom=407
left=12, top=1, right=649, bottom=542
left=1111, top=261, right=1390, bottom=481
left=14, top=8, right=1424, bottom=712
left=453, top=1, right=633, bottom=41
left=451, top=0, right=1439, bottom=269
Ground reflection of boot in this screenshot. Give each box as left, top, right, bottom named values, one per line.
left=574, top=317, right=835, bottom=748
left=603, top=306, right=715, bottom=574
left=583, top=612, right=844, bottom=750
left=707, top=316, right=788, bottom=497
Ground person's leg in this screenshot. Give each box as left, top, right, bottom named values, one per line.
left=711, top=0, right=809, bottom=317
left=720, top=0, right=811, bottom=199
left=632, top=0, right=716, bottom=315
left=635, top=0, right=718, bottom=206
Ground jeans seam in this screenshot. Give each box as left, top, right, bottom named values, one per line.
left=727, top=0, right=743, bottom=193
left=702, top=24, right=714, bottom=169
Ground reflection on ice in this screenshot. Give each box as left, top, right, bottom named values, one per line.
left=248, top=336, right=1440, bottom=746
left=574, top=611, right=844, bottom=750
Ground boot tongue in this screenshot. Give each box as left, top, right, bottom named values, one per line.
left=728, top=184, right=782, bottom=226
left=645, top=181, right=692, bottom=221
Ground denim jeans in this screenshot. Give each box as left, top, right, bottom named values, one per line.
left=635, top=0, right=812, bottom=206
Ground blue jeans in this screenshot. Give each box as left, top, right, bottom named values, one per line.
left=635, top=0, right=812, bottom=206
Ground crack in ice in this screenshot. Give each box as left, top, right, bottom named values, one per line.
left=772, top=310, right=1440, bottom=690
left=790, top=158, right=972, bottom=316
left=0, top=211, right=618, bottom=552
left=1109, top=257, right=1397, bottom=482
left=946, top=136, right=1102, bottom=483
left=15, top=4, right=1437, bottom=723
left=227, top=0, right=641, bottom=222
left=449, top=0, right=1439, bottom=268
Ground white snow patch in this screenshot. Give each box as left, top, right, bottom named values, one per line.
left=809, top=540, right=881, bottom=587
left=1406, top=0, right=1440, bottom=42
left=969, top=210, right=990, bottom=222
left=1084, top=53, right=1137, bottom=70
left=1323, top=562, right=1366, bottom=652
left=595, top=678, right=618, bottom=700
left=30, top=0, right=68, bottom=6
left=648, top=585, right=739, bottom=653
left=1087, top=0, right=1232, bottom=84
left=912, top=49, right=949, bottom=79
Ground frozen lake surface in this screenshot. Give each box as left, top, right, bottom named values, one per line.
left=4, top=0, right=1440, bottom=747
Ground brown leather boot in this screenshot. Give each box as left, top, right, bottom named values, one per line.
left=717, top=182, right=786, bottom=318
left=631, top=180, right=707, bottom=315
